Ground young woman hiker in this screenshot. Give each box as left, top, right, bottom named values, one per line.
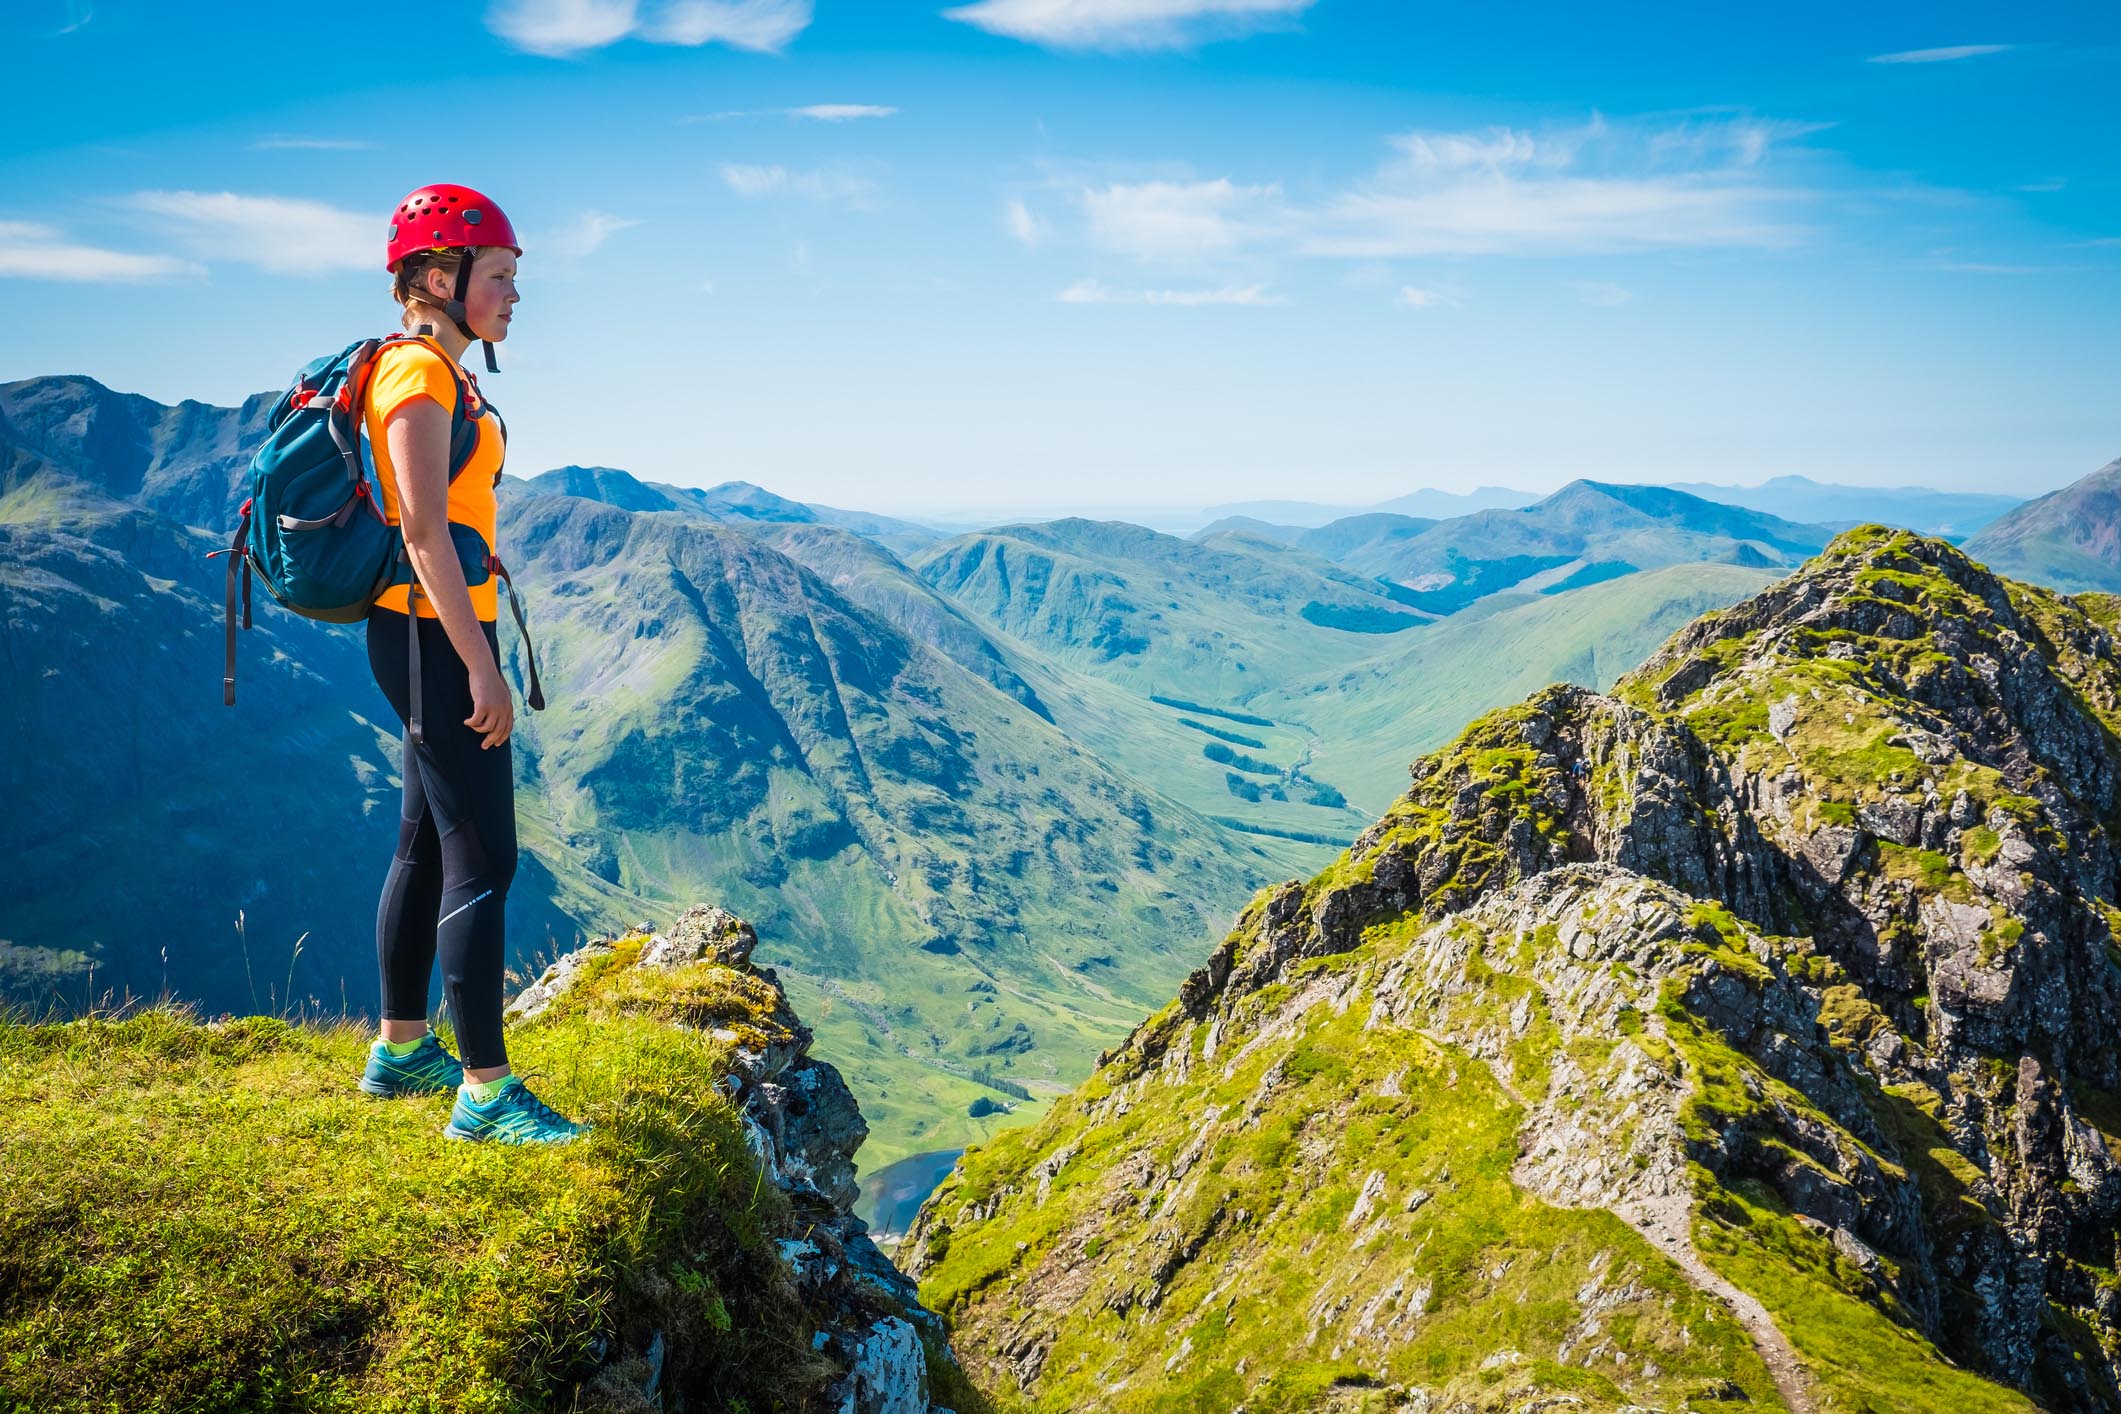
left=353, top=182, right=585, bottom=1145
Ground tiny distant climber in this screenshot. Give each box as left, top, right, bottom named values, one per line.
left=355, top=183, right=586, bottom=1144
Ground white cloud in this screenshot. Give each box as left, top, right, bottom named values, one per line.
left=1005, top=197, right=1048, bottom=247
left=719, top=164, right=875, bottom=204
left=684, top=103, right=896, bottom=121
left=1869, top=44, right=2011, bottom=64
left=789, top=104, right=896, bottom=120
left=1395, top=285, right=1460, bottom=309
left=1057, top=277, right=1284, bottom=305
left=1038, top=114, right=1821, bottom=272
left=0, top=220, right=200, bottom=282
left=249, top=135, right=375, bottom=151
left=645, top=0, right=812, bottom=49
left=1570, top=280, right=1633, bottom=306
left=120, top=191, right=373, bottom=274
left=1392, top=126, right=1552, bottom=174
left=488, top=0, right=635, bottom=54
left=1082, top=177, right=1281, bottom=262
left=944, top=0, right=1314, bottom=49
left=545, top=210, right=641, bottom=258
left=1304, top=114, right=1821, bottom=257
left=486, top=0, right=811, bottom=56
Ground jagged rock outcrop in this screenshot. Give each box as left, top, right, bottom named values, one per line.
left=905, top=528, right=2121, bottom=1412
left=512, top=905, right=963, bottom=1414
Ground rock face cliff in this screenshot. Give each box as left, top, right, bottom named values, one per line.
left=903, top=527, right=2121, bottom=1412
left=508, top=905, right=970, bottom=1414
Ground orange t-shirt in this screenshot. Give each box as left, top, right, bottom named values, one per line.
left=360, top=333, right=505, bottom=621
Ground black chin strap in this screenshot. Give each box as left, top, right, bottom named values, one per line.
left=415, top=255, right=499, bottom=372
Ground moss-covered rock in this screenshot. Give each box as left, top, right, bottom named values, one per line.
left=0, top=905, right=974, bottom=1414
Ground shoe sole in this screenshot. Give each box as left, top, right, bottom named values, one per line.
left=441, top=1120, right=588, bottom=1145
left=360, top=1075, right=456, bottom=1098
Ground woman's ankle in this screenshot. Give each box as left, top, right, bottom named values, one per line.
left=463, top=1064, right=511, bottom=1086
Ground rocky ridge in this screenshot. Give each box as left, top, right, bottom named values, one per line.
left=507, top=904, right=968, bottom=1414
left=903, top=527, right=2121, bottom=1412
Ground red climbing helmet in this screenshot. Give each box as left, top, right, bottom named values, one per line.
left=385, top=184, right=521, bottom=372
left=383, top=183, right=521, bottom=271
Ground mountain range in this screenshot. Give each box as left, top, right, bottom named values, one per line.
left=6, top=366, right=2117, bottom=1178
left=1197, top=473, right=2024, bottom=541
left=906, top=527, right=2121, bottom=1411
left=1199, top=479, right=1838, bottom=614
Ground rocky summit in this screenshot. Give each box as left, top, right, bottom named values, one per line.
left=902, top=527, right=2121, bottom=1413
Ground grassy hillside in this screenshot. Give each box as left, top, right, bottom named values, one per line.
left=499, top=492, right=1270, bottom=1166
left=1266, top=563, right=1780, bottom=813
left=0, top=914, right=980, bottom=1412
left=910, top=517, right=1428, bottom=704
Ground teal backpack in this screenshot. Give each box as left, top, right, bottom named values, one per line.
left=214, top=333, right=544, bottom=740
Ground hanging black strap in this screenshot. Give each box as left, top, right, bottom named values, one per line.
left=216, top=505, right=252, bottom=707
left=490, top=556, right=546, bottom=711
left=405, top=572, right=427, bottom=748
left=435, top=255, right=499, bottom=372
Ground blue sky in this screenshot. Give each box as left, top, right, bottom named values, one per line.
left=2, top=0, right=2117, bottom=517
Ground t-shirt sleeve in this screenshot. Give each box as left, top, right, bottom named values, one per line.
left=365, top=345, right=457, bottom=422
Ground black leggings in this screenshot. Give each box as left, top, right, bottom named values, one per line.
left=366, top=607, right=516, bottom=1070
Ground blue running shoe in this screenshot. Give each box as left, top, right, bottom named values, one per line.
left=358, top=1033, right=465, bottom=1098
left=442, top=1077, right=590, bottom=1145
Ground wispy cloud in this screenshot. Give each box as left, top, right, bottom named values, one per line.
left=2016, top=177, right=2067, bottom=193
left=51, top=1, right=92, bottom=36
left=687, top=102, right=898, bottom=121
left=1082, top=177, right=1282, bottom=262
left=944, top=0, right=1315, bottom=50
left=0, top=220, right=200, bottom=282
left=119, top=191, right=372, bottom=274
left=1006, top=198, right=1048, bottom=247
left=1304, top=113, right=1823, bottom=257
left=545, top=210, right=641, bottom=258
left=249, top=135, right=375, bottom=151
left=790, top=103, right=896, bottom=120
left=1395, top=285, right=1462, bottom=309
left=1057, top=277, right=1285, bottom=305
left=1047, top=114, right=1825, bottom=270
left=486, top=0, right=811, bottom=57
left=719, top=163, right=876, bottom=205
left=1569, top=279, right=1633, bottom=306
left=1916, top=253, right=2057, bottom=274
left=1868, top=44, right=2011, bottom=64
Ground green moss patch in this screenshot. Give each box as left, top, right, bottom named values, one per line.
left=0, top=968, right=832, bottom=1412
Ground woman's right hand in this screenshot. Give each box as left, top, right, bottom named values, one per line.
left=466, top=661, right=515, bottom=748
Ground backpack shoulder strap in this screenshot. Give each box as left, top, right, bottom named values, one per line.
left=361, top=333, right=483, bottom=483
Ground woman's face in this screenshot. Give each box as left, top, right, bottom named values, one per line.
left=440, top=247, right=519, bottom=342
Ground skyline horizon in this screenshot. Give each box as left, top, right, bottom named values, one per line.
left=4, top=2, right=2116, bottom=508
